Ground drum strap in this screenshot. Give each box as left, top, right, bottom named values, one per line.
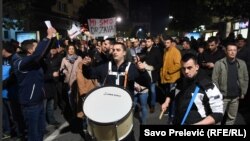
left=108, top=61, right=131, bottom=86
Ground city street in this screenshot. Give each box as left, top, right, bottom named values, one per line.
left=3, top=99, right=247, bottom=141
left=3, top=1, right=250, bottom=141
left=43, top=102, right=168, bottom=141
left=42, top=102, right=247, bottom=141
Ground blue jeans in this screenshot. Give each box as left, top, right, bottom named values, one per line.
left=22, top=102, right=45, bottom=141
left=46, top=98, right=57, bottom=124
left=134, top=92, right=148, bottom=124
left=150, top=83, right=157, bottom=108
left=2, top=99, right=11, bottom=134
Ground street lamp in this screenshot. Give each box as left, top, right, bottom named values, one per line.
left=165, top=15, right=174, bottom=32
left=136, top=28, right=143, bottom=38
left=116, top=17, right=122, bottom=23
left=116, top=16, right=122, bottom=37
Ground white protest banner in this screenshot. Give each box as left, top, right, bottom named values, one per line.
left=67, top=24, right=82, bottom=39
left=88, top=17, right=116, bottom=37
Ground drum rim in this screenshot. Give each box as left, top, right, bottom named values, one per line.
left=87, top=108, right=133, bottom=126
left=83, top=85, right=133, bottom=125
left=83, top=85, right=132, bottom=99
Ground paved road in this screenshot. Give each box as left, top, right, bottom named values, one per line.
left=42, top=101, right=247, bottom=141
left=43, top=102, right=168, bottom=141
left=5, top=101, right=247, bottom=141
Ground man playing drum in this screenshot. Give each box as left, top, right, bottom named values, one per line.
left=81, top=42, right=151, bottom=141
left=82, top=42, right=151, bottom=98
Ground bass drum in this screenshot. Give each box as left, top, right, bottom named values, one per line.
left=83, top=86, right=133, bottom=141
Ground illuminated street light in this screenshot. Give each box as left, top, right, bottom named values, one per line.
left=169, top=15, right=173, bottom=19
left=116, top=17, right=122, bottom=23
left=116, top=16, right=122, bottom=37
left=136, top=28, right=143, bottom=38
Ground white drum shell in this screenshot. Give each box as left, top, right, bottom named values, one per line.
left=83, top=86, right=133, bottom=141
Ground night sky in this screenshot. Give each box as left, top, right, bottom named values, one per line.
left=141, top=0, right=170, bottom=34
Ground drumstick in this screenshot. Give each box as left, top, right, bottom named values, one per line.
left=124, top=71, right=128, bottom=88
left=159, top=110, right=164, bottom=120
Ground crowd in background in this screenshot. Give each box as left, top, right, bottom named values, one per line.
left=2, top=29, right=250, bottom=140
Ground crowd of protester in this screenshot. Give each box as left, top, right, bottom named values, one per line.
left=2, top=28, right=250, bottom=140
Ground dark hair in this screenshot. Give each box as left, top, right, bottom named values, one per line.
left=182, top=38, right=190, bottom=44
left=136, top=52, right=146, bottom=62
left=182, top=53, right=198, bottom=64
left=197, top=42, right=206, bottom=48
left=236, top=36, right=246, bottom=42
left=146, top=37, right=154, bottom=42
left=226, top=42, right=237, bottom=50
left=114, top=42, right=126, bottom=51
left=140, top=40, right=146, bottom=44
left=207, top=36, right=219, bottom=44
left=21, top=39, right=36, bottom=53
left=3, top=41, right=16, bottom=54
left=164, top=37, right=173, bottom=42
left=134, top=37, right=139, bottom=41
left=66, top=43, right=77, bottom=53
left=105, top=38, right=115, bottom=45
left=10, top=39, right=20, bottom=49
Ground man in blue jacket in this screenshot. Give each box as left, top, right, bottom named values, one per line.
left=12, top=27, right=57, bottom=141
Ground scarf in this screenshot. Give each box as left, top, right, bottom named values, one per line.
left=66, top=54, right=78, bottom=64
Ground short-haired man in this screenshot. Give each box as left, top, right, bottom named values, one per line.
left=212, top=43, right=249, bottom=125
left=12, top=27, right=57, bottom=141
left=160, top=37, right=181, bottom=124
left=199, top=36, right=225, bottom=77
left=162, top=53, right=223, bottom=125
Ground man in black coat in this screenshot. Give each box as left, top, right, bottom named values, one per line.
left=143, top=37, right=163, bottom=113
